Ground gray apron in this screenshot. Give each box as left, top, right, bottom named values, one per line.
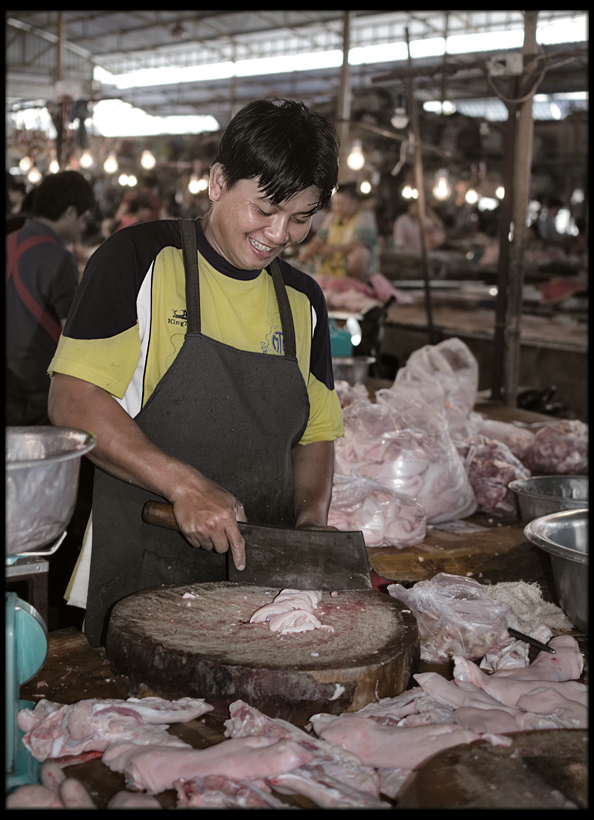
left=85, top=219, right=310, bottom=646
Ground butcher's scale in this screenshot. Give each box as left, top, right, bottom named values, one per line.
left=5, top=427, right=96, bottom=793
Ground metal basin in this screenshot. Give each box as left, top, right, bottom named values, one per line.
left=6, top=426, right=97, bottom=556
left=524, top=508, right=588, bottom=634
left=509, top=475, right=589, bottom=524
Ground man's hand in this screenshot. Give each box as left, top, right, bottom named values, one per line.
left=170, top=481, right=247, bottom=570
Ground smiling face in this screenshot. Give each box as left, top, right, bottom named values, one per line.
left=202, top=163, right=320, bottom=270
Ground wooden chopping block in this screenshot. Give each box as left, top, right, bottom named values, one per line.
left=105, top=582, right=419, bottom=726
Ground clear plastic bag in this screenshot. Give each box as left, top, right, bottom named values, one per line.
left=335, top=390, right=477, bottom=523
left=388, top=572, right=513, bottom=663
left=460, top=435, right=532, bottom=517
left=393, top=337, right=479, bottom=419
left=328, top=472, right=427, bottom=548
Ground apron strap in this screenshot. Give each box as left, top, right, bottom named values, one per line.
left=179, top=219, right=200, bottom=333
left=178, top=219, right=297, bottom=359
left=269, top=258, right=297, bottom=359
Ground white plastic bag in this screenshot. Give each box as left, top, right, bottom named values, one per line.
left=394, top=337, right=479, bottom=419
left=387, top=573, right=513, bottom=663
left=328, top=473, right=427, bottom=548
left=335, top=390, right=477, bottom=523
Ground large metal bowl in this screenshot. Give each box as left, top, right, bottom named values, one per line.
left=6, top=427, right=97, bottom=557
left=524, top=508, right=588, bottom=634
left=509, top=475, right=589, bottom=524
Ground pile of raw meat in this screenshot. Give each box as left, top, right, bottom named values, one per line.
left=249, top=589, right=334, bottom=634
left=9, top=631, right=586, bottom=809
left=331, top=337, right=588, bottom=543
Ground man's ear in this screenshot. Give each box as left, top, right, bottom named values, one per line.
left=208, top=163, right=226, bottom=202
left=62, top=204, right=78, bottom=220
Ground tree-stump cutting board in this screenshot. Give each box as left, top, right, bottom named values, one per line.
left=105, top=582, right=419, bottom=726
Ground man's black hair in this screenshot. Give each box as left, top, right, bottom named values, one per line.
left=213, top=98, right=339, bottom=213
left=31, top=171, right=95, bottom=221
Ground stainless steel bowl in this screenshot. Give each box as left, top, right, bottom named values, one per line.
left=6, top=426, right=97, bottom=556
left=509, top=475, right=589, bottom=524
left=524, top=508, right=588, bottom=634
left=332, top=356, right=376, bottom=386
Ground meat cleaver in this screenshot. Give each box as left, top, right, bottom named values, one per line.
left=141, top=500, right=372, bottom=590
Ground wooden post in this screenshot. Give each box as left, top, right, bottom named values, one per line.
left=405, top=27, right=436, bottom=344
left=502, top=11, right=539, bottom=407
left=337, top=11, right=352, bottom=184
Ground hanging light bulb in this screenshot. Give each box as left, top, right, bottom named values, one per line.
left=118, top=173, right=129, bottom=186
left=359, top=180, right=372, bottom=195
left=391, top=96, right=409, bottom=130
left=80, top=150, right=93, bottom=169
left=433, top=169, right=451, bottom=200
left=347, top=140, right=365, bottom=171
left=465, top=188, right=479, bottom=205
left=188, top=174, right=201, bottom=194
left=27, top=166, right=42, bottom=184
left=49, top=160, right=60, bottom=174
left=104, top=152, right=118, bottom=174
left=127, top=174, right=138, bottom=187
left=141, top=149, right=156, bottom=170
left=495, top=185, right=505, bottom=200
left=19, top=156, right=33, bottom=173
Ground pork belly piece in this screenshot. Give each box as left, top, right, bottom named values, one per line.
left=6, top=784, right=65, bottom=809
left=269, top=764, right=389, bottom=809
left=110, top=736, right=315, bottom=795
left=516, top=687, right=589, bottom=729
left=487, top=635, right=584, bottom=682
left=107, top=790, right=163, bottom=809
left=19, top=696, right=212, bottom=762
left=452, top=656, right=588, bottom=709
left=175, top=774, right=291, bottom=809
left=226, top=700, right=382, bottom=805
left=311, top=714, right=482, bottom=770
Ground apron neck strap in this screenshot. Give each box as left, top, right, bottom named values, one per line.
left=179, top=219, right=297, bottom=358
left=179, top=219, right=201, bottom=333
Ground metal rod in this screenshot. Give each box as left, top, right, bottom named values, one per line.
left=508, top=627, right=556, bottom=654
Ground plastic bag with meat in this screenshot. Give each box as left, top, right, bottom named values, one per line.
left=328, top=472, right=427, bottom=548
left=471, top=417, right=536, bottom=461
left=460, top=435, right=532, bottom=517
left=523, top=419, right=588, bottom=475
left=392, top=337, right=479, bottom=419
left=387, top=573, right=513, bottom=663
left=335, top=393, right=477, bottom=524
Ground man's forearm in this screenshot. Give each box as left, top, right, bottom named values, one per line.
left=292, top=439, right=335, bottom=529
left=48, top=373, right=201, bottom=500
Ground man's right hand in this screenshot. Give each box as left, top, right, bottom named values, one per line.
left=170, top=481, right=247, bottom=571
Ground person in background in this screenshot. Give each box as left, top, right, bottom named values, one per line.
left=112, top=193, right=154, bottom=232
left=6, top=170, right=95, bottom=425
left=299, top=182, right=379, bottom=281
left=537, top=197, right=564, bottom=245
left=47, top=98, right=343, bottom=646
left=392, top=199, right=446, bottom=254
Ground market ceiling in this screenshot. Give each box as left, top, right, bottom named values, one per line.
left=5, top=10, right=589, bottom=129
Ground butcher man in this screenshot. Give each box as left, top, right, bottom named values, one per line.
left=48, top=98, right=344, bottom=645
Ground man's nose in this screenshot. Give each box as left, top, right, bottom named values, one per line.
left=264, top=214, right=290, bottom=244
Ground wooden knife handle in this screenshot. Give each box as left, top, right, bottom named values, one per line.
left=142, top=500, right=180, bottom=531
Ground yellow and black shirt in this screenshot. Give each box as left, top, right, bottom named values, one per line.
left=49, top=219, right=343, bottom=445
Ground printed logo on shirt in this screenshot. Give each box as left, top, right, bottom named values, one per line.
left=168, top=308, right=187, bottom=327
left=261, top=326, right=283, bottom=355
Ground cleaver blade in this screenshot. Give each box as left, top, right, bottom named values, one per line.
left=142, top=500, right=372, bottom=590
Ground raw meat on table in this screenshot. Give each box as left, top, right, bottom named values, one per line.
left=249, top=588, right=334, bottom=634
left=104, top=735, right=315, bottom=795
left=18, top=696, right=213, bottom=761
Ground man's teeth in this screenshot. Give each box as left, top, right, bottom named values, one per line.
left=250, top=238, right=274, bottom=253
